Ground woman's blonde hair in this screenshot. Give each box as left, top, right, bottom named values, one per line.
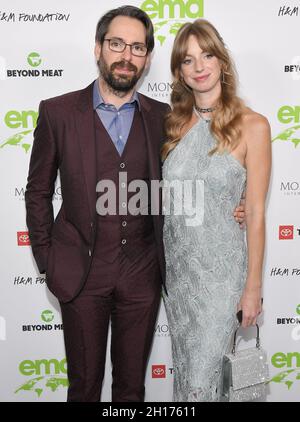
left=162, top=19, right=245, bottom=161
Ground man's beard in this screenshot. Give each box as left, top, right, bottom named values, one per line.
left=98, top=55, right=145, bottom=93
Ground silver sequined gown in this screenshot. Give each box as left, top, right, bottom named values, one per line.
left=162, top=117, right=247, bottom=402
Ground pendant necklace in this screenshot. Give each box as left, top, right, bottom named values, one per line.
left=194, top=106, right=213, bottom=123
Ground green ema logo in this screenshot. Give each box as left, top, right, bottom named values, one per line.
left=141, top=0, right=204, bottom=45
left=41, top=310, right=54, bottom=323
left=268, top=352, right=300, bottom=390
left=15, top=358, right=69, bottom=397
left=0, top=110, right=38, bottom=153
left=27, top=52, right=42, bottom=67
left=272, top=106, right=300, bottom=148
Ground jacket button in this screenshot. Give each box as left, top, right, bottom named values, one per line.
left=88, top=249, right=92, bottom=256
left=121, top=239, right=127, bottom=245
left=120, top=162, right=125, bottom=169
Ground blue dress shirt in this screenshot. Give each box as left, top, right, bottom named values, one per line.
left=93, top=79, right=140, bottom=156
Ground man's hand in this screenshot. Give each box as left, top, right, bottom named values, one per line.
left=233, top=196, right=246, bottom=229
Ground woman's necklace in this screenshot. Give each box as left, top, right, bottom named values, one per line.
left=194, top=104, right=217, bottom=113
left=193, top=106, right=211, bottom=123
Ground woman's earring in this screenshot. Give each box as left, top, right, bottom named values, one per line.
left=221, top=70, right=231, bottom=85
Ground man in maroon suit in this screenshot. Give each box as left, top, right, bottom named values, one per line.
left=25, top=5, right=244, bottom=402
left=25, top=6, right=168, bottom=402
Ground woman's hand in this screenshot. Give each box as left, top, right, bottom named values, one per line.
left=233, top=194, right=246, bottom=228
left=237, top=286, right=262, bottom=328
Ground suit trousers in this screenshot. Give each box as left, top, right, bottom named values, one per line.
left=60, top=242, right=161, bottom=402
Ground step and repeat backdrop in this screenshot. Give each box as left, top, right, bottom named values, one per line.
left=0, top=0, right=300, bottom=402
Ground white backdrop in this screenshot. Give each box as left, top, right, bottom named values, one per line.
left=1, top=0, right=300, bottom=402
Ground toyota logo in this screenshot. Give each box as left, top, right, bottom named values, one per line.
left=280, top=228, right=292, bottom=237
left=153, top=368, right=165, bottom=376
left=19, top=234, right=29, bottom=243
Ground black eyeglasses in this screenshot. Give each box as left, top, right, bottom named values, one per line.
left=104, top=38, right=148, bottom=57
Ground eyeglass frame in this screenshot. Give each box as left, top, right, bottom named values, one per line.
left=103, top=38, right=148, bottom=57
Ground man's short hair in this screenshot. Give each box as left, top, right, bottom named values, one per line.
left=95, top=5, right=154, bottom=53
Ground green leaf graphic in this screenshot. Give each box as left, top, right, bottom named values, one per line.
left=15, top=376, right=69, bottom=397
left=267, top=368, right=300, bottom=390
left=169, top=22, right=184, bottom=35
left=272, top=125, right=300, bottom=148
left=46, top=377, right=69, bottom=392
left=0, top=129, right=33, bottom=153
left=153, top=19, right=186, bottom=45
left=157, top=35, right=166, bottom=46
left=154, top=20, right=169, bottom=32
left=15, top=376, right=44, bottom=394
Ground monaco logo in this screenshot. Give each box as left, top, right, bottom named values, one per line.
left=279, top=225, right=294, bottom=240
left=17, top=231, right=30, bottom=246
left=152, top=365, right=166, bottom=378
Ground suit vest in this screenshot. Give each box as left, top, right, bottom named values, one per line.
left=93, top=107, right=155, bottom=263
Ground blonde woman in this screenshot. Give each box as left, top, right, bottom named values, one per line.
left=162, top=19, right=271, bottom=402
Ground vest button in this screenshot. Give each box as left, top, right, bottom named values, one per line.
left=122, top=221, right=127, bottom=227
left=120, top=162, right=125, bottom=169
left=88, top=249, right=92, bottom=256
left=121, top=239, right=127, bottom=245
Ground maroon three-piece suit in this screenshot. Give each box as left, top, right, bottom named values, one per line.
left=25, top=81, right=170, bottom=401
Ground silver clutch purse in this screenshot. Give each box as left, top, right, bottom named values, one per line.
left=220, top=323, right=269, bottom=402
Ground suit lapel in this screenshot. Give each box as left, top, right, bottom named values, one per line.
left=75, top=82, right=97, bottom=221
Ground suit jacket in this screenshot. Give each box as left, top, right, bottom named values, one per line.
left=25, top=81, right=170, bottom=302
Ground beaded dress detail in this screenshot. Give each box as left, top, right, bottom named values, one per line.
left=162, top=116, right=247, bottom=402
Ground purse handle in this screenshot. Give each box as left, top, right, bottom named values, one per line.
left=231, top=324, right=260, bottom=355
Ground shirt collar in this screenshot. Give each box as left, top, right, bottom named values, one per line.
left=93, top=79, right=140, bottom=111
